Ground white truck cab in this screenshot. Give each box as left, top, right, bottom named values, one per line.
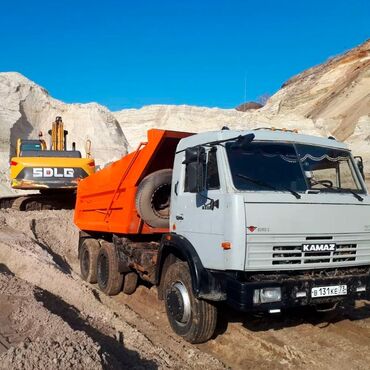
left=168, top=128, right=370, bottom=314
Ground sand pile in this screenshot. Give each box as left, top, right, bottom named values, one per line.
left=0, top=265, right=119, bottom=369
left=0, top=210, right=225, bottom=369
left=1, top=336, right=104, bottom=370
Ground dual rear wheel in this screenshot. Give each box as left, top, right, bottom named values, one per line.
left=79, top=239, right=124, bottom=295
left=79, top=239, right=218, bottom=343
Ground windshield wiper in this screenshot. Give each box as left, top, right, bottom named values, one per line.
left=338, top=188, right=364, bottom=202
left=236, top=174, right=301, bottom=199
left=311, top=181, right=363, bottom=202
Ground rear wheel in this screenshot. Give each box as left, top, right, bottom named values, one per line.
left=79, top=238, right=100, bottom=283
left=97, top=241, right=123, bottom=295
left=163, top=261, right=217, bottom=343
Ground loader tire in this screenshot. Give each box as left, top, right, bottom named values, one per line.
left=97, top=241, right=123, bottom=295
left=10, top=196, right=28, bottom=211
left=163, top=261, right=217, bottom=344
left=80, top=238, right=100, bottom=283
left=135, top=169, right=172, bottom=228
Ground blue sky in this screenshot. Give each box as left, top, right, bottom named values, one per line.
left=0, top=0, right=368, bottom=110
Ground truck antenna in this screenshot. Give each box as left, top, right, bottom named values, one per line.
left=244, top=72, right=247, bottom=103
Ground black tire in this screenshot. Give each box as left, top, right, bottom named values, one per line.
left=136, top=169, right=172, bottom=228
left=97, top=241, right=123, bottom=295
left=80, top=238, right=100, bottom=283
left=163, top=261, right=217, bottom=343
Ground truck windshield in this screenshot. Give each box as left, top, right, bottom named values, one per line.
left=226, top=142, right=307, bottom=192
left=296, top=144, right=364, bottom=193
left=226, top=141, right=364, bottom=194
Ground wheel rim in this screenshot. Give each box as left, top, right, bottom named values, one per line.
left=81, top=249, right=90, bottom=277
left=166, top=281, right=191, bottom=326
left=151, top=184, right=171, bottom=218
left=98, top=253, right=109, bottom=289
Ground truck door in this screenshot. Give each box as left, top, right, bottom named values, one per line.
left=172, top=147, right=225, bottom=270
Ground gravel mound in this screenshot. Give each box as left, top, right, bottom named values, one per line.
left=0, top=335, right=105, bottom=370
left=0, top=264, right=120, bottom=370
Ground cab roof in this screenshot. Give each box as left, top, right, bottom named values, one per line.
left=177, top=128, right=348, bottom=152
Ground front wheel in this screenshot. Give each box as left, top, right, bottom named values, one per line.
left=163, top=262, right=217, bottom=343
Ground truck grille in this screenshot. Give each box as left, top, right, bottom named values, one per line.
left=272, top=244, right=357, bottom=265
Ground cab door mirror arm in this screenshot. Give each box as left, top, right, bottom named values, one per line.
left=354, top=156, right=365, bottom=180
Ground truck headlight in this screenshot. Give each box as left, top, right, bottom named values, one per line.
left=253, top=287, right=281, bottom=304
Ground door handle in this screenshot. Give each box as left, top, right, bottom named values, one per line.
left=176, top=215, right=184, bottom=220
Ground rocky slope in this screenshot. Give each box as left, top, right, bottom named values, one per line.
left=0, top=72, right=129, bottom=195
left=264, top=39, right=370, bottom=141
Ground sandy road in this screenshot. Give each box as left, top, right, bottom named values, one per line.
left=1, top=209, right=370, bottom=369
left=116, top=283, right=370, bottom=369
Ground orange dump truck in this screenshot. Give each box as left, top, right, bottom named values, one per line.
left=74, top=128, right=222, bottom=343
left=75, top=129, right=191, bottom=234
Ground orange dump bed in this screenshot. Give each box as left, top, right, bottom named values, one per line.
left=74, top=129, right=193, bottom=234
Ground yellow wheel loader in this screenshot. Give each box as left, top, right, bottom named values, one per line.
left=1, top=116, right=95, bottom=210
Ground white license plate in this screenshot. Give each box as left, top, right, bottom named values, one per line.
left=311, top=285, right=347, bottom=298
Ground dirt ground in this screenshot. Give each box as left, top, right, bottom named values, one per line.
left=1, top=209, right=370, bottom=369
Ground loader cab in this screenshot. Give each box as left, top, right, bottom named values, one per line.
left=16, top=139, right=47, bottom=157
left=10, top=117, right=95, bottom=191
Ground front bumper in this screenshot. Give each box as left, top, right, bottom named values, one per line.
left=225, top=272, right=370, bottom=312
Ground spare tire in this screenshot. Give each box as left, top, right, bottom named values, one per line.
left=136, top=169, right=173, bottom=228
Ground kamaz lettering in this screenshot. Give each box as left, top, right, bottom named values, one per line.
left=33, top=168, right=74, bottom=178
left=302, top=243, right=336, bottom=252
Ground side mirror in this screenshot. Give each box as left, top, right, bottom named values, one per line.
left=354, top=156, right=365, bottom=180
left=183, top=146, right=206, bottom=193
left=183, top=147, right=200, bottom=164
left=186, top=162, right=204, bottom=193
